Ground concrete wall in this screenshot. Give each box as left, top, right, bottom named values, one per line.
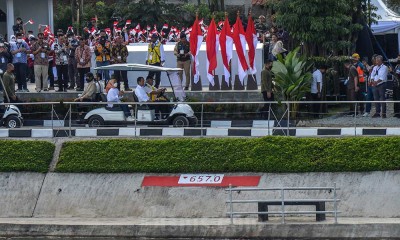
left=0, top=173, right=45, bottom=217
left=2, top=171, right=400, bottom=218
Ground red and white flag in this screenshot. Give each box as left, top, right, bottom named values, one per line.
left=135, top=24, right=141, bottom=30
left=219, top=16, right=233, bottom=84
left=246, top=15, right=258, bottom=75
left=199, top=18, right=204, bottom=25
left=190, top=16, right=204, bottom=84
left=233, top=16, right=249, bottom=84
left=113, top=21, right=118, bottom=27
left=162, top=23, right=169, bottom=29
left=125, top=20, right=131, bottom=26
left=206, top=18, right=218, bottom=86
left=146, top=25, right=151, bottom=31
left=25, top=19, right=34, bottom=25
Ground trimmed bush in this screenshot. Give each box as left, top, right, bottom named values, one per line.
left=56, top=137, right=400, bottom=173
left=0, top=140, right=55, bottom=172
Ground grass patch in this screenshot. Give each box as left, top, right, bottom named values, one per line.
left=56, top=137, right=400, bottom=173
left=0, top=140, right=55, bottom=172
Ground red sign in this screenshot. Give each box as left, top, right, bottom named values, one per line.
left=142, top=175, right=261, bottom=187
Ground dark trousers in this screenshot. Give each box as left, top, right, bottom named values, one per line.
left=68, top=58, right=78, bottom=88
left=114, top=70, right=129, bottom=90
left=56, top=65, right=69, bottom=91
left=261, top=91, right=274, bottom=116
left=48, top=60, right=54, bottom=87
left=311, top=93, right=321, bottom=118
left=150, top=100, right=169, bottom=117
left=365, top=86, right=374, bottom=113
left=148, top=62, right=161, bottom=88
left=28, top=66, right=35, bottom=83
left=78, top=67, right=90, bottom=90
left=347, top=88, right=364, bottom=114
left=393, top=80, right=400, bottom=116
left=14, top=63, right=27, bottom=90
left=373, top=83, right=386, bottom=115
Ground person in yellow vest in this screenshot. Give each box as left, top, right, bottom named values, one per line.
left=94, top=30, right=111, bottom=82
left=146, top=33, right=165, bottom=89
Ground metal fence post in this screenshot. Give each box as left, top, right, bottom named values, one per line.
left=334, top=182, right=338, bottom=224
left=201, top=103, right=204, bottom=137
left=68, top=104, right=72, bottom=138
left=51, top=104, right=54, bottom=131
left=229, top=184, right=233, bottom=225
left=354, top=102, right=357, bottom=136
left=134, top=104, right=137, bottom=138
left=287, top=103, right=290, bottom=136
left=281, top=188, right=285, bottom=224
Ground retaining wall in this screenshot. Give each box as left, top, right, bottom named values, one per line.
left=1, top=171, right=399, bottom=218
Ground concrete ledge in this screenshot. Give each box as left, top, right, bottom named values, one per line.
left=31, top=129, right=53, bottom=138
left=0, top=130, right=9, bottom=138
left=162, top=128, right=184, bottom=136
left=341, top=128, right=363, bottom=136
left=210, top=121, right=232, bottom=128
left=206, top=128, right=229, bottom=136
left=296, top=128, right=318, bottom=137
left=75, top=129, right=97, bottom=137
left=0, top=218, right=400, bottom=239
left=118, top=128, right=140, bottom=136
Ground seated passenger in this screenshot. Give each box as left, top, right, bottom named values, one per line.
left=74, top=72, right=97, bottom=102
left=145, top=75, right=169, bottom=119
left=107, top=79, right=134, bottom=121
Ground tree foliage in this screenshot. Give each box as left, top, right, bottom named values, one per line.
left=270, top=0, right=379, bottom=56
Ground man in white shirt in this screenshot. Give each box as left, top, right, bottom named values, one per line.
left=371, top=55, right=388, bottom=118
left=134, top=76, right=151, bottom=102
left=107, top=79, right=134, bottom=121
left=310, top=65, right=326, bottom=118
left=135, top=76, right=168, bottom=120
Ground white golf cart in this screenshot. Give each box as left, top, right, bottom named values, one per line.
left=83, top=64, right=197, bottom=127
left=0, top=69, right=23, bottom=128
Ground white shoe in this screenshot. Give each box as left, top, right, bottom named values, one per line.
left=126, top=116, right=135, bottom=121
left=362, top=112, right=369, bottom=117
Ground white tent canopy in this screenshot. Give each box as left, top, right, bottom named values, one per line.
left=370, top=0, right=400, bottom=52
left=370, top=0, right=400, bottom=34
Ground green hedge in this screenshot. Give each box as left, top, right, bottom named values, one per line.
left=0, top=140, right=55, bottom=172
left=56, top=137, right=400, bottom=173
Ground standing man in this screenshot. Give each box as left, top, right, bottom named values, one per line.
left=67, top=32, right=79, bottom=90
left=344, top=59, right=360, bottom=116
left=30, top=33, right=50, bottom=92
left=391, top=54, right=400, bottom=118
left=260, top=60, right=274, bottom=117
left=75, top=37, right=92, bottom=92
left=10, top=32, right=30, bottom=92
left=111, top=36, right=130, bottom=91
left=0, top=42, right=10, bottom=82
left=2, top=63, right=18, bottom=103
left=94, top=30, right=111, bottom=82
left=146, top=33, right=165, bottom=88
left=371, top=55, right=388, bottom=118
left=174, top=32, right=191, bottom=90
left=310, top=64, right=326, bottom=118
left=52, top=35, right=69, bottom=92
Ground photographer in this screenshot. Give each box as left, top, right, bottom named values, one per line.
left=67, top=32, right=79, bottom=90
left=31, top=33, right=51, bottom=92
left=94, top=30, right=111, bottom=82
left=12, top=17, right=25, bottom=35
left=10, top=32, right=30, bottom=92
left=52, top=35, right=69, bottom=92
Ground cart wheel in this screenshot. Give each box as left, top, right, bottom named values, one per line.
left=88, top=115, right=104, bottom=128
left=173, top=116, right=189, bottom=127
left=5, top=115, right=22, bottom=128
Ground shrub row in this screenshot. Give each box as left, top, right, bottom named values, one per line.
left=0, top=140, right=54, bottom=172
left=56, top=137, right=400, bottom=173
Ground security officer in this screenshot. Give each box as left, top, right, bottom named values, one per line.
left=146, top=33, right=165, bottom=88
left=174, top=32, right=191, bottom=90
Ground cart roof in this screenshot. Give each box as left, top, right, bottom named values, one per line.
left=94, top=63, right=183, bottom=72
